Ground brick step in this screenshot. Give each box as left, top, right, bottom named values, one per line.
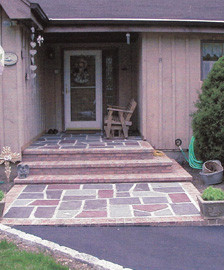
left=14, top=160, right=192, bottom=184
left=22, top=141, right=154, bottom=161
left=21, top=156, right=173, bottom=175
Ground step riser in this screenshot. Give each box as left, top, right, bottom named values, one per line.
left=28, top=166, right=172, bottom=175
left=22, top=152, right=153, bottom=162
left=14, top=177, right=188, bottom=184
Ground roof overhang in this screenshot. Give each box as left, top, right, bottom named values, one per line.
left=0, top=0, right=48, bottom=30
left=1, top=0, right=30, bottom=19
left=2, top=1, right=224, bottom=34
left=43, top=19, right=224, bottom=34
left=49, top=18, right=224, bottom=24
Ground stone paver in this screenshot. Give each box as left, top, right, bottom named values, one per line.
left=25, top=133, right=143, bottom=150
left=171, top=203, right=199, bottom=215
left=0, top=182, right=204, bottom=226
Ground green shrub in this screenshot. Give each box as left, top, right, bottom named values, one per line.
left=192, top=56, right=224, bottom=163
left=0, top=190, right=4, bottom=201
left=202, top=186, right=224, bottom=201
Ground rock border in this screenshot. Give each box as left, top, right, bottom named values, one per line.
left=0, top=224, right=133, bottom=270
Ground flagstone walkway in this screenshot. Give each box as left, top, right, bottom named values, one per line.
left=1, top=182, right=207, bottom=226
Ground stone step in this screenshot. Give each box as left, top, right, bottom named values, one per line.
left=20, top=156, right=173, bottom=175
left=14, top=160, right=192, bottom=184
left=22, top=141, right=154, bottom=161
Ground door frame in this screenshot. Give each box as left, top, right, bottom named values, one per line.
left=64, top=50, right=102, bottom=130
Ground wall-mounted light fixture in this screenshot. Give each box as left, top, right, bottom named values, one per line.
left=126, top=33, right=130, bottom=45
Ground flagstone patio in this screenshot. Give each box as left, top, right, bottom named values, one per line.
left=1, top=181, right=207, bottom=226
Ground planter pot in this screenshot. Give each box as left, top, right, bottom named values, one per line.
left=0, top=201, right=5, bottom=218
left=203, top=160, right=223, bottom=173
left=200, top=170, right=223, bottom=185
left=197, top=195, right=224, bottom=219
left=200, top=160, right=223, bottom=185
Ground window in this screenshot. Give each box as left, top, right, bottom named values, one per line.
left=202, top=42, right=224, bottom=80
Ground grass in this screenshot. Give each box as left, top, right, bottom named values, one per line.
left=0, top=240, right=69, bottom=270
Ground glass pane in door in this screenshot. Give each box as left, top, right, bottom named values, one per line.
left=70, top=55, right=96, bottom=121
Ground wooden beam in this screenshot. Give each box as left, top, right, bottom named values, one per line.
left=44, top=25, right=224, bottom=34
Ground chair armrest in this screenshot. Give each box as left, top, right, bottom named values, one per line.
left=107, top=105, right=126, bottom=110
left=107, top=108, right=133, bottom=113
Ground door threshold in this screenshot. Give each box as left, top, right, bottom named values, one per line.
left=65, top=129, right=102, bottom=134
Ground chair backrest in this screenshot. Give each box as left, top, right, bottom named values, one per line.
left=124, top=98, right=137, bottom=121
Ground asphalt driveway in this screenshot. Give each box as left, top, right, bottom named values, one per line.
left=14, top=226, right=224, bottom=270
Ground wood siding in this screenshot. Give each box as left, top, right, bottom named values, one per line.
left=138, top=33, right=224, bottom=150
left=0, top=8, right=46, bottom=153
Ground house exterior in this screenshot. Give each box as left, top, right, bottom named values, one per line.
left=1, top=0, right=224, bottom=154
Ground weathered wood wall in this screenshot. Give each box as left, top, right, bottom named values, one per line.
left=138, top=33, right=224, bottom=150
left=0, top=8, right=46, bottom=153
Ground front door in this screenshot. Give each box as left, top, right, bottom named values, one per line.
left=64, top=50, right=102, bottom=130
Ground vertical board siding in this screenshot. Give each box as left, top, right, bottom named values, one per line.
left=141, top=33, right=203, bottom=150
left=174, top=37, right=188, bottom=149
left=161, top=36, right=173, bottom=149
left=138, top=34, right=148, bottom=138
left=189, top=38, right=201, bottom=139
left=0, top=7, right=4, bottom=150
left=2, top=10, right=18, bottom=151
left=145, top=35, right=160, bottom=148
left=136, top=35, right=143, bottom=137
left=0, top=10, right=46, bottom=152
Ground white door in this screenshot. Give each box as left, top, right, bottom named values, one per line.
left=64, top=50, right=102, bottom=130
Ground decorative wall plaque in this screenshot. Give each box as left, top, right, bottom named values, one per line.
left=4, top=52, right=18, bottom=66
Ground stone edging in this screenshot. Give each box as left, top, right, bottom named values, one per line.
left=0, top=224, right=133, bottom=270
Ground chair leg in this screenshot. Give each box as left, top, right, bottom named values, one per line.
left=119, top=112, right=128, bottom=138
left=105, top=111, right=113, bottom=139
left=105, top=125, right=111, bottom=139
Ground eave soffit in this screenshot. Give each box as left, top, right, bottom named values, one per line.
left=1, top=0, right=47, bottom=30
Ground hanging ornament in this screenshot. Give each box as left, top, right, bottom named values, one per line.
left=31, top=33, right=35, bottom=41
left=73, top=57, right=89, bottom=84
left=37, top=35, right=44, bottom=47
left=30, top=42, right=36, bottom=48
left=30, top=26, right=37, bottom=79
left=30, top=65, right=37, bottom=71
left=29, top=49, right=37, bottom=56
left=31, top=57, right=35, bottom=65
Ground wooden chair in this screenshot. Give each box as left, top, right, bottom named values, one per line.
left=104, top=98, right=137, bottom=139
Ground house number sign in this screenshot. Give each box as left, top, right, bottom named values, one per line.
left=4, top=52, right=18, bottom=66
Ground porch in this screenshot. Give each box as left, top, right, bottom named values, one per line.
left=14, top=133, right=192, bottom=185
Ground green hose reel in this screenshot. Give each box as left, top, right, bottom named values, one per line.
left=175, top=136, right=203, bottom=169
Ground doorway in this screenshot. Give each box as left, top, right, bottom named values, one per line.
left=64, top=50, right=102, bottom=130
